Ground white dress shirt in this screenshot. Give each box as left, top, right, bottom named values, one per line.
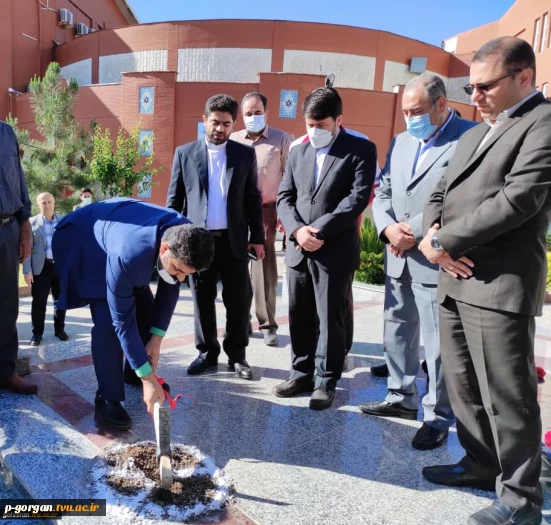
left=205, top=138, right=228, bottom=230
left=314, top=133, right=339, bottom=187
left=477, top=91, right=539, bottom=151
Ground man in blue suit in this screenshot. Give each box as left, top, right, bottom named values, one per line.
left=53, top=198, right=214, bottom=430
left=360, top=74, right=477, bottom=450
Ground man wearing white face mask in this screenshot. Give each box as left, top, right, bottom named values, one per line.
left=276, top=87, right=377, bottom=410
left=73, top=187, right=94, bottom=211
left=359, top=74, right=476, bottom=450
left=231, top=93, right=293, bottom=347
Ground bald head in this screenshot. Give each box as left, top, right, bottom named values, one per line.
left=37, top=193, right=55, bottom=220
left=404, top=73, right=447, bottom=105
left=472, top=36, right=536, bottom=88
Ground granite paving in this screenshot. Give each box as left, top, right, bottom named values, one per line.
left=2, top=248, right=550, bottom=524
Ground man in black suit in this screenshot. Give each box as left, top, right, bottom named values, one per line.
left=167, top=94, right=264, bottom=380
left=419, top=37, right=550, bottom=525
left=276, top=88, right=377, bottom=410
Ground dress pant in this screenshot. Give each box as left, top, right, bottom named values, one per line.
left=31, top=259, right=66, bottom=336
left=189, top=232, right=252, bottom=362
left=0, top=219, right=20, bottom=377
left=90, top=286, right=154, bottom=402
left=345, top=283, right=353, bottom=353
left=440, top=296, right=542, bottom=511
left=287, top=257, right=353, bottom=389
left=383, top=266, right=453, bottom=429
left=251, top=203, right=278, bottom=331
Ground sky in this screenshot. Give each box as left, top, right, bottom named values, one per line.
left=127, top=0, right=515, bottom=48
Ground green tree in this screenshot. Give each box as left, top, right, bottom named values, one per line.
left=7, top=62, right=94, bottom=214
left=90, top=125, right=160, bottom=198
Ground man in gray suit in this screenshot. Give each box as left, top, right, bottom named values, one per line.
left=419, top=37, right=549, bottom=525
left=359, top=75, right=477, bottom=450
left=23, top=192, right=67, bottom=346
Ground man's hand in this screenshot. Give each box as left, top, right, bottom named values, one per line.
left=382, top=223, right=416, bottom=251
left=389, top=245, right=404, bottom=258
left=419, top=224, right=474, bottom=279
left=419, top=224, right=445, bottom=264
left=437, top=253, right=475, bottom=279
left=19, top=220, right=31, bottom=263
left=141, top=374, right=165, bottom=415
left=24, top=273, right=33, bottom=287
left=145, top=335, right=162, bottom=373
left=294, top=226, right=324, bottom=252
left=247, top=243, right=265, bottom=260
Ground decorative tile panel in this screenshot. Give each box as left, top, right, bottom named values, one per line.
left=197, top=122, right=205, bottom=141
left=279, top=90, right=299, bottom=119
left=137, top=174, right=152, bottom=198
left=138, top=129, right=153, bottom=156
left=139, top=86, right=154, bottom=114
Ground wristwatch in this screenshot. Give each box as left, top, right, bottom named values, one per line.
left=431, top=234, right=443, bottom=251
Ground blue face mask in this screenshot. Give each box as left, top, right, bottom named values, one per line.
left=405, top=108, right=438, bottom=140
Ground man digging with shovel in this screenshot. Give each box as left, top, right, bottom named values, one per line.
left=53, top=198, right=214, bottom=431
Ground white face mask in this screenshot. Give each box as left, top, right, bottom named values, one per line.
left=82, top=196, right=92, bottom=205
left=157, top=257, right=177, bottom=285
left=307, top=127, right=334, bottom=149
left=244, top=114, right=266, bottom=134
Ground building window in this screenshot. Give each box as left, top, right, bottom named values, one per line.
left=139, top=86, right=154, bottom=114
left=138, top=129, right=154, bottom=156
left=542, top=13, right=549, bottom=52
left=543, top=83, right=549, bottom=98
left=534, top=18, right=541, bottom=50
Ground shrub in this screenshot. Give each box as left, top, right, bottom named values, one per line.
left=547, top=232, right=551, bottom=251
left=354, top=218, right=386, bottom=285
left=547, top=252, right=551, bottom=291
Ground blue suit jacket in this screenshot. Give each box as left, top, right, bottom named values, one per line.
left=52, top=198, right=190, bottom=370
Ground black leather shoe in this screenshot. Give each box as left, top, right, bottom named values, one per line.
left=422, top=463, right=495, bottom=491
left=227, top=360, right=252, bottom=380
left=55, top=330, right=69, bottom=341
left=30, top=335, right=42, bottom=347
left=412, top=423, right=449, bottom=450
left=359, top=400, right=418, bottom=420
left=273, top=377, right=315, bottom=397
left=187, top=355, right=218, bottom=375
left=370, top=363, right=389, bottom=377
left=309, top=387, right=336, bottom=410
left=467, top=502, right=542, bottom=525
left=94, top=395, right=132, bottom=431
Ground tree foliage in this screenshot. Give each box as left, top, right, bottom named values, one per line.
left=7, top=62, right=94, bottom=214
left=90, top=125, right=160, bottom=198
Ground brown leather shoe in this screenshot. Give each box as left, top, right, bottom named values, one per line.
left=0, top=374, right=38, bottom=395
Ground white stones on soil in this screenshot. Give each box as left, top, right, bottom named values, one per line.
left=91, top=441, right=233, bottom=524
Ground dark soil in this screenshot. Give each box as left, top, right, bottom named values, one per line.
left=104, top=442, right=219, bottom=508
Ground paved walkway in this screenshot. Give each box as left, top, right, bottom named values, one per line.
left=1, top=249, right=550, bottom=524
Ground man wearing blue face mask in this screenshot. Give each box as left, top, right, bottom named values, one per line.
left=52, top=198, right=214, bottom=430
left=359, top=74, right=476, bottom=450
left=276, top=87, right=377, bottom=410
left=231, top=93, right=293, bottom=348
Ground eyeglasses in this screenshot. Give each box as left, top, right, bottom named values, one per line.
left=463, top=69, right=522, bottom=96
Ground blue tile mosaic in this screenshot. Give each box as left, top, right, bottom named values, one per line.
left=139, top=86, right=154, bottom=114
left=137, top=174, right=152, bottom=198
left=279, top=90, right=299, bottom=119
left=138, top=129, right=153, bottom=156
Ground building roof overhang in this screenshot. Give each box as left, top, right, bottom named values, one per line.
left=113, top=0, right=139, bottom=25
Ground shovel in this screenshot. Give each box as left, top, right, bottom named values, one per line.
left=153, top=399, right=173, bottom=489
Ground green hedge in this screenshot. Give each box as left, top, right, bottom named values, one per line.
left=354, top=218, right=386, bottom=285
